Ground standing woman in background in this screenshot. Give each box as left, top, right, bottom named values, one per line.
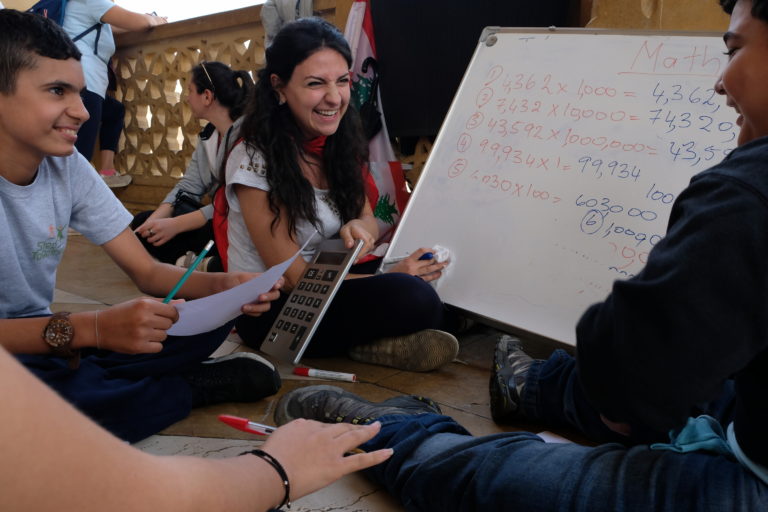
left=132, top=61, right=253, bottom=270
left=222, top=18, right=460, bottom=371
left=62, top=0, right=166, bottom=182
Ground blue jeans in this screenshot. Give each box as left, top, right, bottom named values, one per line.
left=18, top=322, right=232, bottom=443
left=361, top=413, right=766, bottom=511
left=358, top=351, right=765, bottom=511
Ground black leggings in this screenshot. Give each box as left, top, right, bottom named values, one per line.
left=236, top=264, right=449, bottom=357
left=76, top=91, right=125, bottom=161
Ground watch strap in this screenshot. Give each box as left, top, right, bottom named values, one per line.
left=43, top=312, right=80, bottom=369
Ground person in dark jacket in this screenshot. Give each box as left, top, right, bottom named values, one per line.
left=272, top=1, right=768, bottom=510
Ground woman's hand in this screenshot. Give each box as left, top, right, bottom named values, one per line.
left=260, top=419, right=392, bottom=502
left=387, top=247, right=449, bottom=282
left=135, top=217, right=182, bottom=246
left=95, top=298, right=179, bottom=354
left=339, top=219, right=376, bottom=258
left=224, top=273, right=284, bottom=317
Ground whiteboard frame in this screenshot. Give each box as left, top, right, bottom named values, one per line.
left=384, top=26, right=728, bottom=344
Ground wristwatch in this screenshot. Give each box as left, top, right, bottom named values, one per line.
left=43, top=312, right=80, bottom=369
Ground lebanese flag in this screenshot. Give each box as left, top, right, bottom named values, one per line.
left=345, top=0, right=409, bottom=246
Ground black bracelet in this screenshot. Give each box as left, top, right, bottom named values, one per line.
left=241, top=449, right=291, bottom=509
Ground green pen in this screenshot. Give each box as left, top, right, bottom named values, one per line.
left=163, top=240, right=214, bottom=303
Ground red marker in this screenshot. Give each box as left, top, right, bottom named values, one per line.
left=218, top=414, right=275, bottom=436
left=293, top=367, right=357, bottom=382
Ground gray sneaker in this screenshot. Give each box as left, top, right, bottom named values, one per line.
left=274, top=385, right=441, bottom=426
left=348, top=329, right=459, bottom=371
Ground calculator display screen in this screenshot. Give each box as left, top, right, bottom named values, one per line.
left=315, top=251, right=347, bottom=265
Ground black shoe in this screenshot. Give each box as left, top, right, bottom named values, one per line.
left=489, top=335, right=533, bottom=423
left=183, top=352, right=281, bottom=408
left=274, top=385, right=441, bottom=426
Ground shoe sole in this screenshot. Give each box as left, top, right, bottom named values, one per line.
left=348, top=329, right=459, bottom=372
left=202, top=351, right=276, bottom=371
left=102, top=175, right=132, bottom=188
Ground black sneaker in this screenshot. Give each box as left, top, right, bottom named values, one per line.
left=274, top=385, right=441, bottom=426
left=183, top=352, right=281, bottom=408
left=489, top=335, right=533, bottom=423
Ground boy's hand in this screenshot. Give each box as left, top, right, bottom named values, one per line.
left=96, top=298, right=178, bottom=354
left=221, top=273, right=284, bottom=317
left=260, top=419, right=392, bottom=501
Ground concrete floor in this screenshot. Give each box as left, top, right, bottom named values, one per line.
left=53, top=233, right=581, bottom=511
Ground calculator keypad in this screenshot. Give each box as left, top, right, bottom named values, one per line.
left=264, top=263, right=347, bottom=353
left=261, top=239, right=364, bottom=365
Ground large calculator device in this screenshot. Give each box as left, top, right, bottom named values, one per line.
left=260, top=238, right=365, bottom=365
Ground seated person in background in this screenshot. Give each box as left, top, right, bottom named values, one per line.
left=0, top=10, right=281, bottom=443
left=0, top=345, right=392, bottom=511
left=272, top=1, right=768, bottom=509
left=221, top=18, right=459, bottom=372
left=133, top=61, right=253, bottom=271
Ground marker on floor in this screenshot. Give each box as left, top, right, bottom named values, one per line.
left=293, top=367, right=357, bottom=382
left=218, top=414, right=275, bottom=436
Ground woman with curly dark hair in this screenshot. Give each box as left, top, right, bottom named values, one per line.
left=220, top=17, right=459, bottom=371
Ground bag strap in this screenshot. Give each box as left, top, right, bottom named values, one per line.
left=212, top=136, right=246, bottom=272
left=71, top=23, right=103, bottom=55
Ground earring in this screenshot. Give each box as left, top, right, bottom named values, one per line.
left=278, top=97, right=286, bottom=106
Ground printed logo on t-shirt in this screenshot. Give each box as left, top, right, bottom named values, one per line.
left=32, top=224, right=66, bottom=261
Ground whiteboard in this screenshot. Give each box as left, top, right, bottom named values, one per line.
left=385, top=28, right=736, bottom=346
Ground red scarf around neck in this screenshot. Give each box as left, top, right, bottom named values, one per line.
left=302, top=135, right=327, bottom=159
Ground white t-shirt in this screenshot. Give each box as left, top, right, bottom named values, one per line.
left=62, top=0, right=116, bottom=98
left=0, top=152, right=132, bottom=318
left=224, top=143, right=342, bottom=273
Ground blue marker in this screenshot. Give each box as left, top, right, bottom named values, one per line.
left=376, top=251, right=437, bottom=275
left=163, top=240, right=214, bottom=303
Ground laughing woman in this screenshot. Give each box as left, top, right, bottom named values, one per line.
left=219, top=18, right=458, bottom=371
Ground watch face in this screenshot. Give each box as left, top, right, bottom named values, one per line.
left=45, top=317, right=74, bottom=348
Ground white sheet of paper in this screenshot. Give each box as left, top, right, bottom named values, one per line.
left=166, top=250, right=301, bottom=336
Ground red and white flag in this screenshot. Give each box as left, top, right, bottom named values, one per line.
left=345, top=0, right=409, bottom=246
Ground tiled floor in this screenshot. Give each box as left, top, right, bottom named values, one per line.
left=54, top=234, right=579, bottom=510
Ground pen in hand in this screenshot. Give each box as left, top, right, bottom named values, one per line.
left=163, top=240, right=214, bottom=303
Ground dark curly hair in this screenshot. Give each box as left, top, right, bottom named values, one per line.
left=0, top=9, right=81, bottom=94
left=720, top=0, right=768, bottom=21
left=191, top=61, right=254, bottom=121
left=236, top=17, right=368, bottom=238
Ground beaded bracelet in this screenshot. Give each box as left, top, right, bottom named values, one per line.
left=241, top=449, right=291, bottom=509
